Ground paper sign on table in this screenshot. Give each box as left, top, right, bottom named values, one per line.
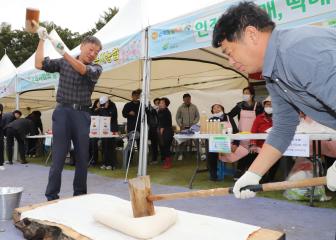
left=90, top=116, right=111, bottom=137
left=90, top=116, right=100, bottom=137
left=283, top=134, right=309, bottom=157
left=209, top=136, right=231, bottom=153
left=100, top=117, right=111, bottom=137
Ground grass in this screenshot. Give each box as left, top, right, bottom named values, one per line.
left=27, top=152, right=336, bottom=209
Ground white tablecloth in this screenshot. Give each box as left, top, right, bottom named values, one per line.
left=21, top=194, right=260, bottom=240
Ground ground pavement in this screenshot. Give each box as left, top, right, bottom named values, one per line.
left=0, top=163, right=336, bottom=240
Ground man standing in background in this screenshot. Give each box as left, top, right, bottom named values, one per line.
left=176, top=93, right=200, bottom=160
left=122, top=89, right=142, bottom=161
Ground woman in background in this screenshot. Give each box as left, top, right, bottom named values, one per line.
left=207, top=104, right=238, bottom=180
left=228, top=86, right=263, bottom=179
left=158, top=97, right=174, bottom=169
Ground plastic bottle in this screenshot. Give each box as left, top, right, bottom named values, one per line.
left=220, top=122, right=226, bottom=134
left=209, top=120, right=213, bottom=134
left=200, top=111, right=207, bottom=134
left=215, top=119, right=220, bottom=134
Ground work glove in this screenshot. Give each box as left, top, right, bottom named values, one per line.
left=37, top=26, right=49, bottom=40
left=50, top=38, right=66, bottom=56
left=233, top=171, right=261, bottom=199
left=327, top=161, right=336, bottom=191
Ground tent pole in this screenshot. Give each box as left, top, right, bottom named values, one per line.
left=15, top=73, right=19, bottom=110
left=137, top=28, right=150, bottom=176
left=15, top=93, right=19, bottom=110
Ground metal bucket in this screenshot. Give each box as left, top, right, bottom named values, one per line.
left=0, top=187, right=23, bottom=220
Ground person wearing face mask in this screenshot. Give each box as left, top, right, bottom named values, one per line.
left=228, top=86, right=263, bottom=178
left=207, top=104, right=238, bottom=181
left=228, top=87, right=264, bottom=137
left=248, top=96, right=279, bottom=182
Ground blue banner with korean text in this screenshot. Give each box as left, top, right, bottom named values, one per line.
left=94, top=33, right=142, bottom=72
left=149, top=0, right=336, bottom=57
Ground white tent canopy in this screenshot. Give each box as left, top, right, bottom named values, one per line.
left=0, top=53, right=16, bottom=79
left=1, top=0, right=335, bottom=111
left=0, top=53, right=17, bottom=99
left=1, top=29, right=70, bottom=112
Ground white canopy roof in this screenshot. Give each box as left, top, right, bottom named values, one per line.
left=3, top=0, right=334, bottom=112
left=1, top=29, right=69, bottom=112
left=0, top=53, right=16, bottom=80
left=17, top=29, right=70, bottom=73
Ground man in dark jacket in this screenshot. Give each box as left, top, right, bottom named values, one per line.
left=26, top=111, right=43, bottom=157
left=1, top=110, right=22, bottom=131
left=122, top=89, right=141, bottom=164
left=122, top=89, right=141, bottom=133
left=5, top=118, right=35, bottom=164
left=97, top=96, right=118, bottom=170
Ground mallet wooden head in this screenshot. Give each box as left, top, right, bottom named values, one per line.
left=25, top=8, right=40, bottom=33
left=128, top=175, right=155, bottom=218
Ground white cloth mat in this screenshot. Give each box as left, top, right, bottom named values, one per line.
left=21, top=194, right=260, bottom=240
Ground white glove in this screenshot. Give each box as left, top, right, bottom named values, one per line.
left=327, top=162, right=336, bottom=191
left=50, top=38, right=66, bottom=56
left=37, top=27, right=49, bottom=40
left=233, top=171, right=261, bottom=199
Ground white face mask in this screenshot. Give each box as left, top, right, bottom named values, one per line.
left=243, top=94, right=251, bottom=102
left=212, top=112, right=224, bottom=118
left=264, top=107, right=273, bottom=114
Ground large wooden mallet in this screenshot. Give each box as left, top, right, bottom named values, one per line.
left=25, top=8, right=40, bottom=33
left=128, top=175, right=326, bottom=217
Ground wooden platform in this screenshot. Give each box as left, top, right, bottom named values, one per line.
left=13, top=198, right=285, bottom=240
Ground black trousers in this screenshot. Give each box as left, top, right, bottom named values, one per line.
left=236, top=153, right=256, bottom=174
left=0, top=128, right=4, bottom=166
left=89, top=138, right=99, bottom=164
left=207, top=152, right=218, bottom=179
left=45, top=106, right=91, bottom=201
left=27, top=138, right=37, bottom=155
left=159, top=129, right=173, bottom=159
left=6, top=127, right=25, bottom=162
left=149, top=127, right=158, bottom=162
left=102, top=138, right=116, bottom=167
left=125, top=131, right=140, bottom=163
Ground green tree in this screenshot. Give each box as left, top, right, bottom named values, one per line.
left=0, top=7, right=119, bottom=66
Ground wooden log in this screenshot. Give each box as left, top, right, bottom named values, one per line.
left=13, top=198, right=89, bottom=240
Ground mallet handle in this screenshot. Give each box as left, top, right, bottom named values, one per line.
left=147, top=177, right=326, bottom=201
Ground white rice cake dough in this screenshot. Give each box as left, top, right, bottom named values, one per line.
left=94, top=206, right=177, bottom=239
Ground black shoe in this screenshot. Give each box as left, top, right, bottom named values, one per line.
left=8, top=161, right=13, bottom=165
